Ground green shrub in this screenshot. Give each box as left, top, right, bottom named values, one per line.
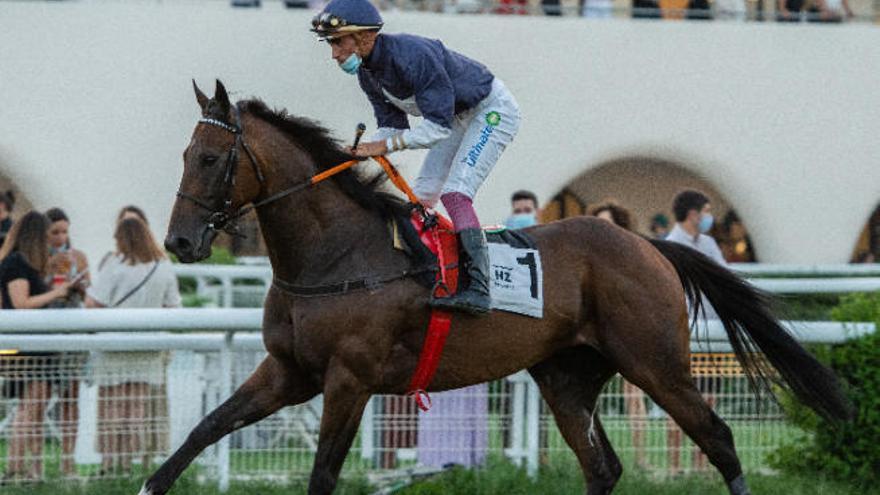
left=769, top=292, right=880, bottom=486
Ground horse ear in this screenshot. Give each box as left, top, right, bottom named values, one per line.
left=214, top=79, right=231, bottom=117
left=193, top=79, right=209, bottom=112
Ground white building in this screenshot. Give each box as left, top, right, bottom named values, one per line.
left=1, top=2, right=878, bottom=263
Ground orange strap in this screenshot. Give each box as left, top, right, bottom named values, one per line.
left=311, top=156, right=421, bottom=205
left=310, top=159, right=360, bottom=185
left=373, top=156, right=421, bottom=204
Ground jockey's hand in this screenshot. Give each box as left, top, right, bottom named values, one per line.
left=352, top=140, right=388, bottom=158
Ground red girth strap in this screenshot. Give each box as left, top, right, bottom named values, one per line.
left=406, top=212, right=458, bottom=412
left=407, top=309, right=453, bottom=411
left=317, top=156, right=458, bottom=412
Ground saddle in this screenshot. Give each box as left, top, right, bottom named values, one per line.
left=392, top=206, right=539, bottom=411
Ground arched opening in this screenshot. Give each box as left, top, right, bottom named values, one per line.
left=850, top=202, right=880, bottom=263
left=541, top=156, right=758, bottom=262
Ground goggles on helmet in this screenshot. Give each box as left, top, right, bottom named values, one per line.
left=311, top=12, right=381, bottom=40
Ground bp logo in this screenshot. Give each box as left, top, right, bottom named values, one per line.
left=485, top=111, right=501, bottom=127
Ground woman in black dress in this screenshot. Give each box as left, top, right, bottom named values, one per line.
left=0, top=211, right=79, bottom=481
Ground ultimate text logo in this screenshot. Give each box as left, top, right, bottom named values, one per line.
left=463, top=112, right=502, bottom=168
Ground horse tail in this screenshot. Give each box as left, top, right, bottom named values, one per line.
left=650, top=239, right=852, bottom=422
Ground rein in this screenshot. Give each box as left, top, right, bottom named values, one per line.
left=177, top=111, right=427, bottom=296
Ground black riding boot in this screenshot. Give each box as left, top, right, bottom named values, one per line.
left=430, top=228, right=491, bottom=315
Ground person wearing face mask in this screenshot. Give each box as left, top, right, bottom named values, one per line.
left=664, top=189, right=724, bottom=474
left=312, top=0, right=522, bottom=315
left=666, top=189, right=726, bottom=266
left=505, top=190, right=539, bottom=230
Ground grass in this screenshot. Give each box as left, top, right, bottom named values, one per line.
left=396, top=461, right=880, bottom=495
left=1, top=460, right=876, bottom=495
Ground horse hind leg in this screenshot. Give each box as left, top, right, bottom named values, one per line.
left=645, top=378, right=750, bottom=495
left=615, top=341, right=750, bottom=495
left=529, top=346, right=622, bottom=495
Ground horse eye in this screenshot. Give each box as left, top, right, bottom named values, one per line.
left=202, top=155, right=219, bottom=167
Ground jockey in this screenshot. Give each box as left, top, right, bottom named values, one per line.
left=311, top=0, right=522, bottom=316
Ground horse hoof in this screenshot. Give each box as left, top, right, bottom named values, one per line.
left=138, top=483, right=155, bottom=495
left=727, top=474, right=751, bottom=495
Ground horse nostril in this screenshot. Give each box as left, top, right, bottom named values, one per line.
left=165, top=235, right=192, bottom=256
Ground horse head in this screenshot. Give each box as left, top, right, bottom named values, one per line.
left=165, top=80, right=264, bottom=262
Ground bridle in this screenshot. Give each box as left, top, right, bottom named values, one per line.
left=174, top=107, right=437, bottom=297
left=176, top=106, right=359, bottom=237
left=176, top=106, right=266, bottom=237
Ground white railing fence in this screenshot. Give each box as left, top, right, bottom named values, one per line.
left=177, top=263, right=880, bottom=308
left=0, top=309, right=873, bottom=489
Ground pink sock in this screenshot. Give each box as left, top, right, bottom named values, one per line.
left=441, top=192, right=480, bottom=232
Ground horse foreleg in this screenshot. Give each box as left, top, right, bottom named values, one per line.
left=139, top=356, right=318, bottom=495
left=529, top=346, right=621, bottom=495
left=308, top=368, right=370, bottom=495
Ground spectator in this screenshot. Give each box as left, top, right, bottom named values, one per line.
left=376, top=396, right=419, bottom=469
left=667, top=190, right=725, bottom=265
left=45, top=208, right=90, bottom=308
left=494, top=0, right=529, bottom=15
left=810, top=0, right=853, bottom=21
left=665, top=189, right=724, bottom=473
left=542, top=0, right=563, bottom=15
left=588, top=199, right=635, bottom=230
left=716, top=210, right=757, bottom=263
left=777, top=0, right=806, bottom=21
left=853, top=251, right=875, bottom=264
left=714, top=0, right=747, bottom=19
left=505, top=190, right=539, bottom=230
left=0, top=190, right=15, bottom=247
left=632, top=0, right=662, bottom=17
left=685, top=0, right=712, bottom=19
left=44, top=207, right=91, bottom=476
left=0, top=211, right=80, bottom=482
left=118, top=205, right=148, bottom=225
left=95, top=205, right=150, bottom=271
left=86, top=217, right=181, bottom=474
left=650, top=213, right=670, bottom=240
left=589, top=201, right=650, bottom=469
left=417, top=386, right=489, bottom=469
left=582, top=0, right=614, bottom=17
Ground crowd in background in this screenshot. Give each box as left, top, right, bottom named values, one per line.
left=232, top=0, right=864, bottom=23
left=0, top=198, right=180, bottom=482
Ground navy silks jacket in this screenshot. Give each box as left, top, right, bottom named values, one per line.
left=357, top=33, right=495, bottom=132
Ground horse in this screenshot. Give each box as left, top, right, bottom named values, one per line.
left=143, top=80, right=850, bottom=495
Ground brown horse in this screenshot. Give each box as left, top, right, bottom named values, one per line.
left=144, top=80, right=849, bottom=495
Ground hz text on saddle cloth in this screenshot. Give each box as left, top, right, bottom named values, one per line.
left=487, top=244, right=544, bottom=318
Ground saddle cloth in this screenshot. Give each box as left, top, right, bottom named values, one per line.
left=400, top=211, right=544, bottom=319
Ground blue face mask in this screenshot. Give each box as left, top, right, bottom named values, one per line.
left=699, top=213, right=714, bottom=234
left=506, top=213, right=537, bottom=230
left=339, top=53, right=362, bottom=75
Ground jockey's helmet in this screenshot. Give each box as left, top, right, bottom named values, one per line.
left=311, top=0, right=383, bottom=41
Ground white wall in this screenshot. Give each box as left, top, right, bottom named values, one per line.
left=1, top=1, right=878, bottom=263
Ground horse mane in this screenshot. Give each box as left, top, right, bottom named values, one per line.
left=238, top=99, right=408, bottom=217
